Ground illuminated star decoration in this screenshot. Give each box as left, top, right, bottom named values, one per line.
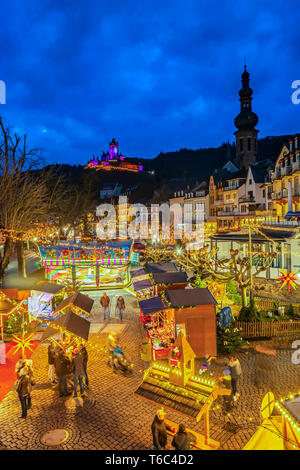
left=11, top=332, right=35, bottom=357
left=277, top=269, right=298, bottom=292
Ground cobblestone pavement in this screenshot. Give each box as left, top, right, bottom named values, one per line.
left=0, top=289, right=299, bottom=450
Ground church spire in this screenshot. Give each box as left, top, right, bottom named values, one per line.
left=234, top=66, right=259, bottom=170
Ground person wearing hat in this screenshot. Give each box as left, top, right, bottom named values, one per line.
left=151, top=408, right=172, bottom=450
left=171, top=424, right=197, bottom=450
left=140, top=336, right=152, bottom=369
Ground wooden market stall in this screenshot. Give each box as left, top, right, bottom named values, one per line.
left=151, top=271, right=188, bottom=294
left=165, top=288, right=218, bottom=357
left=135, top=333, right=230, bottom=450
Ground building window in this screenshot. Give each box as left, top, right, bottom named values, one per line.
left=249, top=179, right=252, bottom=185
left=248, top=138, right=251, bottom=151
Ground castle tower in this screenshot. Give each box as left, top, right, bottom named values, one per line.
left=234, top=66, right=259, bottom=170
left=109, top=138, right=119, bottom=159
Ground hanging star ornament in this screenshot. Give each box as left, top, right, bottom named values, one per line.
left=277, top=269, right=298, bottom=292
left=11, top=332, right=35, bottom=356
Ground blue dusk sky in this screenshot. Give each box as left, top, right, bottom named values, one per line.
left=0, top=0, right=299, bottom=165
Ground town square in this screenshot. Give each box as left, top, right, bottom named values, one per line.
left=0, top=0, right=300, bottom=458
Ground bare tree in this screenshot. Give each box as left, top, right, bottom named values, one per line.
left=175, top=245, right=277, bottom=307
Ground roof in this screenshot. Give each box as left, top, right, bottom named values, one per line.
left=40, top=310, right=91, bottom=342
left=210, top=228, right=296, bottom=242
left=165, top=288, right=217, bottom=307
left=152, top=272, right=188, bottom=285
left=131, top=268, right=147, bottom=278
left=174, top=333, right=196, bottom=362
left=133, top=279, right=153, bottom=291
left=54, top=292, right=94, bottom=315
left=146, top=262, right=179, bottom=273
left=249, top=159, right=273, bottom=183
left=32, top=281, right=64, bottom=294
left=139, top=296, right=167, bottom=315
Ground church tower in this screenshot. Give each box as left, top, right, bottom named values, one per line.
left=234, top=66, right=259, bottom=170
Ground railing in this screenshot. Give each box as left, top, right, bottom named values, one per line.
left=236, top=320, right=300, bottom=338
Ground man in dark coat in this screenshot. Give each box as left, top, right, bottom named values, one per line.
left=151, top=409, right=172, bottom=450
left=54, top=351, right=71, bottom=397
left=72, top=348, right=85, bottom=398
left=171, top=424, right=196, bottom=450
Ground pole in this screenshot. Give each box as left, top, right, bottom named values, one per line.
left=249, top=225, right=253, bottom=303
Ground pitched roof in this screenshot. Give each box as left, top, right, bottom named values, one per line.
left=54, top=292, right=94, bottom=315
left=40, top=310, right=91, bottom=342
left=165, top=288, right=217, bottom=307
left=152, top=272, right=188, bottom=285
left=32, top=281, right=64, bottom=294
left=146, top=262, right=179, bottom=273
left=174, top=333, right=196, bottom=362
left=139, top=296, right=167, bottom=315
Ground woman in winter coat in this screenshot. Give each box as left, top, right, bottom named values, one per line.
left=116, top=296, right=125, bottom=321
left=16, top=367, right=34, bottom=419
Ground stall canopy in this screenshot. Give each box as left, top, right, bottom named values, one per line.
left=145, top=262, right=179, bottom=274
left=139, top=296, right=167, bottom=316
left=152, top=272, right=188, bottom=285
left=166, top=288, right=218, bottom=307
left=39, top=310, right=91, bottom=343
left=133, top=278, right=153, bottom=291
left=130, top=268, right=147, bottom=279
left=32, top=280, right=64, bottom=295
left=54, top=292, right=94, bottom=316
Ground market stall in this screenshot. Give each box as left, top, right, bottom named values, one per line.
left=164, top=288, right=218, bottom=357
left=138, top=296, right=173, bottom=360
left=151, top=271, right=188, bottom=294
left=28, top=281, right=64, bottom=320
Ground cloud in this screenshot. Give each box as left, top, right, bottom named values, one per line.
left=0, top=0, right=299, bottom=164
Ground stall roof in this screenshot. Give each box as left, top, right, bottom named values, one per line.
left=131, top=268, right=147, bottom=279
left=166, top=288, right=217, bottom=307
left=152, top=272, right=188, bottom=285
left=32, top=280, right=64, bottom=294
left=39, top=310, right=91, bottom=342
left=146, top=262, right=179, bottom=273
left=139, top=296, right=167, bottom=315
left=54, top=292, right=94, bottom=315
left=133, top=279, right=153, bottom=291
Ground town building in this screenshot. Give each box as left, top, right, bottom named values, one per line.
left=270, top=134, right=300, bottom=216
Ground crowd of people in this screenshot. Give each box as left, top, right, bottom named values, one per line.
left=47, top=335, right=89, bottom=398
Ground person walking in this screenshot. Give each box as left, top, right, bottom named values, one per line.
left=151, top=408, right=172, bottom=450
left=54, top=351, right=71, bottom=397
left=80, top=343, right=89, bottom=389
left=219, top=369, right=233, bottom=413
left=25, top=359, right=34, bottom=410
left=72, top=348, right=85, bottom=398
left=16, top=367, right=33, bottom=419
left=100, top=293, right=110, bottom=321
left=115, top=296, right=125, bottom=321
left=171, top=424, right=196, bottom=450
left=228, top=355, right=242, bottom=401
left=140, top=336, right=152, bottom=369
left=48, top=340, right=56, bottom=384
